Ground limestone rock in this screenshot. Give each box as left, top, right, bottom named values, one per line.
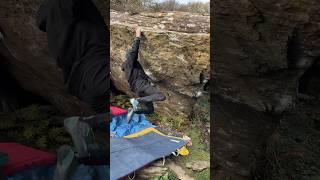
left=136, top=160, right=168, bottom=179
left=212, top=0, right=320, bottom=113
left=212, top=0, right=320, bottom=178
left=186, top=160, right=210, bottom=171
left=111, top=10, right=209, bottom=33
left=167, top=160, right=194, bottom=180
left=263, top=100, right=320, bottom=179
left=212, top=95, right=277, bottom=177
left=111, top=10, right=210, bottom=118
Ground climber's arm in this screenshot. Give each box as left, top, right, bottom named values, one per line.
left=127, top=26, right=141, bottom=62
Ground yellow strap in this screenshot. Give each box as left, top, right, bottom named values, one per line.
left=124, top=127, right=190, bottom=156
left=124, top=127, right=165, bottom=138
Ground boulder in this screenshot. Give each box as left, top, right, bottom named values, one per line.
left=186, top=160, right=210, bottom=171
left=212, top=0, right=320, bottom=113
left=111, top=10, right=210, bottom=118
left=212, top=0, right=320, bottom=178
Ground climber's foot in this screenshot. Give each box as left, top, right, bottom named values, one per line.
left=53, top=145, right=78, bottom=180
left=130, top=98, right=140, bottom=111
left=64, top=117, right=97, bottom=158
left=126, top=108, right=134, bottom=123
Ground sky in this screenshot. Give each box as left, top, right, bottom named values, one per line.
left=155, top=0, right=209, bottom=4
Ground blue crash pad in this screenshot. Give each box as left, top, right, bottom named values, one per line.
left=110, top=132, right=187, bottom=180
left=110, top=113, right=155, bottom=137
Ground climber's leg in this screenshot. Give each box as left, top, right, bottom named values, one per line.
left=64, top=113, right=109, bottom=165
left=78, top=62, right=109, bottom=114
left=37, top=0, right=109, bottom=114
left=129, top=85, right=165, bottom=114
left=54, top=145, right=79, bottom=180
left=138, top=85, right=166, bottom=102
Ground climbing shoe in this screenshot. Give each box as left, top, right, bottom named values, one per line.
left=130, top=98, right=140, bottom=111
left=53, top=145, right=78, bottom=180
left=64, top=116, right=97, bottom=158
left=126, top=108, right=134, bottom=123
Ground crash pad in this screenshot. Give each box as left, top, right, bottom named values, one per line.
left=110, top=132, right=187, bottom=180
left=111, top=106, right=128, bottom=116
left=110, top=113, right=155, bottom=137
left=0, top=143, right=56, bottom=176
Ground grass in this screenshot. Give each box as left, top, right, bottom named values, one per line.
left=147, top=113, right=188, bottom=132
left=0, top=104, right=71, bottom=151
left=152, top=170, right=178, bottom=180
left=175, top=124, right=210, bottom=179
left=151, top=124, right=210, bottom=180
left=194, top=169, right=210, bottom=179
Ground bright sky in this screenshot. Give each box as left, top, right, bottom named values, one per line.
left=155, top=0, right=209, bottom=4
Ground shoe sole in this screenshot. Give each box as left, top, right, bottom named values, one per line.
left=54, top=145, right=78, bottom=180
left=64, top=117, right=91, bottom=158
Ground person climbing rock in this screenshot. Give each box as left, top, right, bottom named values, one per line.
left=37, top=0, right=109, bottom=114
left=122, top=26, right=166, bottom=116
left=36, top=0, right=109, bottom=179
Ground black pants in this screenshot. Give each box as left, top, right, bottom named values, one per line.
left=37, top=0, right=109, bottom=165
left=37, top=0, right=109, bottom=114
left=138, top=85, right=166, bottom=102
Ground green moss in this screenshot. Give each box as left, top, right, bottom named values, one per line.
left=176, top=125, right=210, bottom=179
left=167, top=170, right=178, bottom=180
left=17, top=105, right=46, bottom=121
left=0, top=104, right=71, bottom=150
left=194, top=169, right=210, bottom=180
left=22, top=126, right=37, bottom=140
left=152, top=170, right=178, bottom=180
left=0, top=114, right=16, bottom=130
left=179, top=126, right=209, bottom=161
left=49, top=127, right=72, bottom=145
left=36, top=120, right=50, bottom=132
left=191, top=94, right=210, bottom=123
left=147, top=113, right=188, bottom=132
left=36, top=136, right=48, bottom=149
left=111, top=95, right=131, bottom=109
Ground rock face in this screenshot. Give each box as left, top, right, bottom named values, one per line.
left=212, top=0, right=320, bottom=178
left=0, top=0, right=107, bottom=116
left=111, top=10, right=210, bottom=118
left=263, top=100, right=320, bottom=179
left=213, top=0, right=320, bottom=113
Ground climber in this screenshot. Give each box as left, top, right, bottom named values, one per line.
left=122, top=26, right=166, bottom=116
left=36, top=0, right=109, bottom=179
left=36, top=0, right=109, bottom=114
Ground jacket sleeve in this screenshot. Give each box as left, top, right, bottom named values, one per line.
left=127, top=37, right=141, bottom=62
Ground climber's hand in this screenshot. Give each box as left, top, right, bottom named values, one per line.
left=135, top=26, right=141, bottom=38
